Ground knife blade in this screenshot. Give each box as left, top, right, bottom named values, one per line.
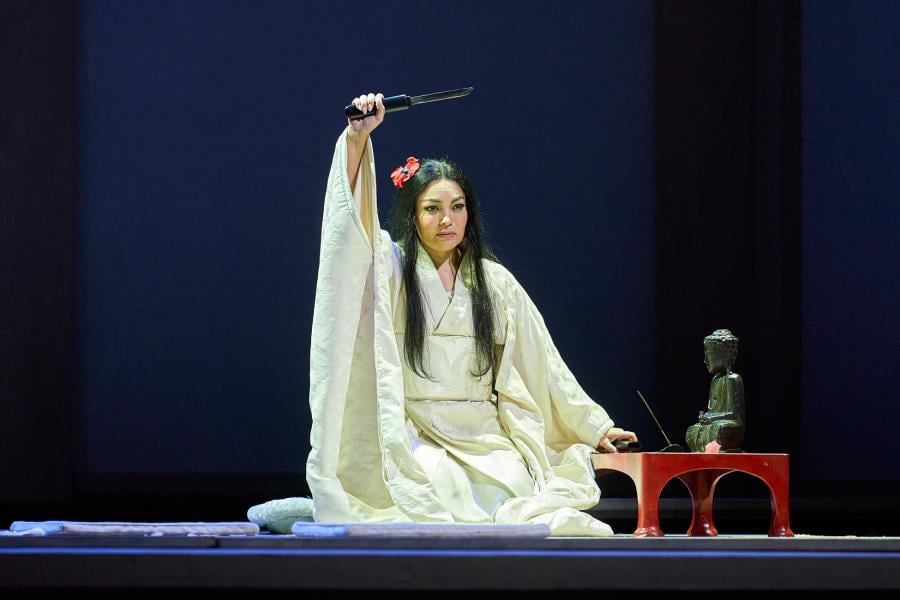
left=345, top=87, right=474, bottom=120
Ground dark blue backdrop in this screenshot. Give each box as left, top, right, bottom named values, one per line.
left=75, top=0, right=900, bottom=484
left=76, top=0, right=655, bottom=474
left=802, top=0, right=900, bottom=479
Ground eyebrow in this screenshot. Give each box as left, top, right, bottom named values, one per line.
left=422, top=197, right=466, bottom=204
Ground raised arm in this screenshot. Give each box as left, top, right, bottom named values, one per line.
left=346, top=92, right=385, bottom=194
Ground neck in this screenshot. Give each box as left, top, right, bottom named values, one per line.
left=422, top=245, right=461, bottom=270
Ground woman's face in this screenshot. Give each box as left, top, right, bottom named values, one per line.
left=415, top=178, right=468, bottom=261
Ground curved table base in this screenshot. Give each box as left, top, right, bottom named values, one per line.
left=592, top=452, right=794, bottom=537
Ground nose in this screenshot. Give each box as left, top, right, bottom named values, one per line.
left=440, top=214, right=451, bottom=225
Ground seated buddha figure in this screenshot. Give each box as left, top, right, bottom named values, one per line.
left=685, top=329, right=745, bottom=452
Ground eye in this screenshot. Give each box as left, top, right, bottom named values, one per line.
left=453, top=204, right=465, bottom=211
left=424, top=206, right=438, bottom=213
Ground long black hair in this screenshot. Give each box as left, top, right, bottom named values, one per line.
left=388, top=158, right=497, bottom=381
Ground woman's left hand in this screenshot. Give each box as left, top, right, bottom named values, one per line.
left=597, top=427, right=638, bottom=453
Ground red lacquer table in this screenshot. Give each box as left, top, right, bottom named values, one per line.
left=591, top=452, right=794, bottom=537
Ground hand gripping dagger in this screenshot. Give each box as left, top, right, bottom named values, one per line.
left=345, top=87, right=473, bottom=120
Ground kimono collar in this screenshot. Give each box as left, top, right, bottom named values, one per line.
left=413, top=237, right=473, bottom=332
left=414, top=237, right=470, bottom=285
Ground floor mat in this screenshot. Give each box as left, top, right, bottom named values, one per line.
left=6, top=521, right=259, bottom=536
left=291, top=522, right=551, bottom=538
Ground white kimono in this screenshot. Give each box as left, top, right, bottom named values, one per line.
left=305, top=129, right=617, bottom=536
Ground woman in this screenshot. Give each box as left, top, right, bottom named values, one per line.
left=260, top=92, right=636, bottom=537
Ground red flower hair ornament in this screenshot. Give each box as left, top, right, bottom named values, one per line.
left=390, top=156, right=420, bottom=189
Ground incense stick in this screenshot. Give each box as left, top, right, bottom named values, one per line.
left=636, top=390, right=673, bottom=446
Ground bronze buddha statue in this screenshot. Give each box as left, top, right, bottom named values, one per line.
left=685, top=329, right=745, bottom=452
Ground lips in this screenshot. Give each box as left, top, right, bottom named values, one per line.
left=437, top=231, right=455, bottom=237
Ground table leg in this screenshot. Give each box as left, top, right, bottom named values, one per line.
left=633, top=469, right=667, bottom=537
left=678, top=469, right=730, bottom=536
left=763, top=469, right=795, bottom=537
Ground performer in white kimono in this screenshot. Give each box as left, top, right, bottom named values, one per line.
left=296, top=92, right=636, bottom=537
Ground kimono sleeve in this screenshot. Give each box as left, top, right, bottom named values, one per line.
left=495, top=267, right=615, bottom=449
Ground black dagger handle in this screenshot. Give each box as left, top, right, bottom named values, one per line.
left=345, top=94, right=411, bottom=120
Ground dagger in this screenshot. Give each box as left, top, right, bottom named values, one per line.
left=344, top=87, right=474, bottom=120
